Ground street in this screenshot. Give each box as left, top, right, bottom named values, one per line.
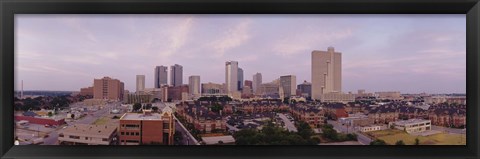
left=174, top=116, right=200, bottom=145
left=278, top=113, right=298, bottom=132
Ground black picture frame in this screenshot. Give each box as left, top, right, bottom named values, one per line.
left=1, top=0, right=479, bottom=159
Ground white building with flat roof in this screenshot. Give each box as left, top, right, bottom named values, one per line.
left=58, top=124, right=118, bottom=145
left=389, top=119, right=432, bottom=134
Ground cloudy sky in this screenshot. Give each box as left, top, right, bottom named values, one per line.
left=15, top=14, right=466, bottom=94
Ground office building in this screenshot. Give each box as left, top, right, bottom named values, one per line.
left=93, top=77, right=124, bottom=100
left=188, top=75, right=201, bottom=96
left=136, top=75, right=145, bottom=93
left=280, top=75, right=296, bottom=98
left=170, top=64, right=183, bottom=87
left=297, top=80, right=312, bottom=98
left=311, top=47, right=342, bottom=100
left=225, top=61, right=239, bottom=94
left=252, top=73, right=262, bottom=95
left=119, top=111, right=175, bottom=145
left=237, top=68, right=244, bottom=91
left=154, top=66, right=168, bottom=88
left=202, top=82, right=224, bottom=95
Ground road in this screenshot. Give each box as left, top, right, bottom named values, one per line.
left=174, top=116, right=200, bottom=145
left=278, top=113, right=298, bottom=132
left=226, top=123, right=240, bottom=132
left=327, top=120, right=372, bottom=145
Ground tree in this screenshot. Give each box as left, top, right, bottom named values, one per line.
left=395, top=140, right=405, bottom=145
left=283, top=97, right=290, bottom=104
left=152, top=107, right=159, bottom=112
left=70, top=114, right=75, bottom=119
left=370, top=139, right=387, bottom=145
left=414, top=138, right=420, bottom=145
left=47, top=112, right=53, bottom=117
left=133, top=103, right=142, bottom=112
left=145, top=103, right=152, bottom=109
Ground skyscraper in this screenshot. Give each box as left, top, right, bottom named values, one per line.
left=252, top=73, right=262, bottom=95
left=188, top=75, right=201, bottom=96
left=136, top=75, right=145, bottom=93
left=311, top=47, right=342, bottom=100
left=280, top=75, right=296, bottom=98
left=225, top=61, right=239, bottom=93
left=154, top=66, right=168, bottom=88
left=237, top=68, right=244, bottom=91
left=170, top=64, right=183, bottom=87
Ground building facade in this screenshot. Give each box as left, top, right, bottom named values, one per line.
left=225, top=61, right=239, bottom=94
left=202, top=82, right=224, bottom=95
left=297, top=80, right=312, bottom=98
left=252, top=73, right=262, bottom=95
left=280, top=75, right=297, bottom=98
left=93, top=77, right=124, bottom=100
left=58, top=124, right=118, bottom=145
left=188, top=75, right=201, bottom=97
left=237, top=68, right=244, bottom=91
left=170, top=64, right=183, bottom=87
left=311, top=47, right=342, bottom=100
left=136, top=75, right=145, bottom=93
left=154, top=66, right=168, bottom=88
left=79, top=87, right=94, bottom=96
left=119, top=111, right=175, bottom=145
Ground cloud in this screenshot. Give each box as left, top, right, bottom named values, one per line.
left=211, top=19, right=252, bottom=57
left=273, top=28, right=353, bottom=57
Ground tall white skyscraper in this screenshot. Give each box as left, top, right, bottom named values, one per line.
left=252, top=73, right=262, bottom=94
left=154, top=66, right=168, bottom=88
left=188, top=75, right=201, bottom=96
left=225, top=61, right=239, bottom=94
left=136, top=75, right=145, bottom=93
left=311, top=47, right=342, bottom=100
left=280, top=75, right=296, bottom=98
left=237, top=68, right=244, bottom=91
left=170, top=64, right=183, bottom=87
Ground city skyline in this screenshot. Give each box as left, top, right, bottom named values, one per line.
left=15, top=14, right=466, bottom=94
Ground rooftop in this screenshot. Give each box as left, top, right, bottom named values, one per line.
left=393, top=119, right=431, bottom=126
left=60, top=124, right=116, bottom=137
left=201, top=135, right=235, bottom=145
left=120, top=112, right=166, bottom=120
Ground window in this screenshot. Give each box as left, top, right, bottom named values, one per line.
left=102, top=138, right=108, bottom=141
left=135, top=132, right=139, bottom=136
left=85, top=137, right=88, bottom=140
left=126, top=132, right=130, bottom=135
left=163, top=123, right=169, bottom=128
left=126, top=140, right=139, bottom=143
left=125, top=124, right=140, bottom=130
left=121, top=132, right=124, bottom=135
left=59, top=134, right=64, bottom=137
left=69, top=135, right=80, bottom=139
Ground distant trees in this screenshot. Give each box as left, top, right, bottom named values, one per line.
left=414, top=138, right=420, bottom=145
left=133, top=103, right=142, bottom=112
left=210, top=104, right=224, bottom=113
left=233, top=121, right=319, bottom=145
left=395, top=140, right=405, bottom=145
left=197, top=96, right=232, bottom=102
left=320, top=124, right=357, bottom=142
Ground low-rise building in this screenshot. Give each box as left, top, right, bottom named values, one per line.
left=358, top=125, right=382, bottom=132
left=119, top=111, right=175, bottom=145
left=58, top=124, right=118, bottom=145
left=389, top=119, right=432, bottom=133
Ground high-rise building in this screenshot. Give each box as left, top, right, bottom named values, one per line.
left=244, top=80, right=253, bottom=91
left=225, top=61, right=239, bottom=94
left=93, top=76, right=124, bottom=100
left=119, top=111, right=175, bottom=145
left=252, top=73, right=262, bottom=95
left=170, top=64, right=183, bottom=87
left=237, top=68, right=244, bottom=91
left=188, top=76, right=201, bottom=96
left=312, top=47, right=342, bottom=100
left=280, top=75, right=297, bottom=98
left=297, top=80, right=312, bottom=98
left=136, top=75, right=145, bottom=93
left=154, top=66, right=168, bottom=88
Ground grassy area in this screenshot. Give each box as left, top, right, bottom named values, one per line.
left=367, top=129, right=466, bottom=145
left=92, top=117, right=110, bottom=125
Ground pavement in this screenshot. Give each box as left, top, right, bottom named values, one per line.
left=278, top=113, right=298, bottom=132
